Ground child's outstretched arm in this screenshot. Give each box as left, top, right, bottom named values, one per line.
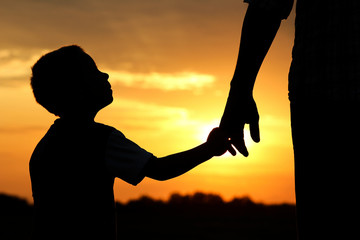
left=143, top=128, right=234, bottom=181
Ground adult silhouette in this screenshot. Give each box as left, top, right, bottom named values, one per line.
left=220, top=0, right=360, bottom=239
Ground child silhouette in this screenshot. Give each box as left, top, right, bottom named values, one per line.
left=29, top=45, right=232, bottom=240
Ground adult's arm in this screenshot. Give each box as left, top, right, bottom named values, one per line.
left=220, top=0, right=294, bottom=156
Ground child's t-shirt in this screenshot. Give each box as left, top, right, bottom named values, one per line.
left=29, top=119, right=153, bottom=240
left=105, top=128, right=153, bottom=185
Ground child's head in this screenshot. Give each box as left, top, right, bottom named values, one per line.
left=31, top=45, right=113, bottom=117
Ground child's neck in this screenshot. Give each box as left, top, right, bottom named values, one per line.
left=60, top=111, right=97, bottom=124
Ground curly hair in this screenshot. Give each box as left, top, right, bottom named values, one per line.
left=30, top=45, right=87, bottom=116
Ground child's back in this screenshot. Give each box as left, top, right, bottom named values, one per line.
left=30, top=119, right=116, bottom=239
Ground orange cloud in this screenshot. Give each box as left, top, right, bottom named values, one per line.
left=107, top=70, right=215, bottom=91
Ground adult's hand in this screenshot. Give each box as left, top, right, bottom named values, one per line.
left=219, top=88, right=260, bottom=157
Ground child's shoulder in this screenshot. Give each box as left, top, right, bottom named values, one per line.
left=92, top=121, right=116, bottom=132
left=48, top=119, right=117, bottom=139
left=92, top=122, right=128, bottom=141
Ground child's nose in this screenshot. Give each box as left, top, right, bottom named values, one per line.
left=101, top=72, right=111, bottom=88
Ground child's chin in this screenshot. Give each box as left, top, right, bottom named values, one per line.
left=103, top=96, right=114, bottom=107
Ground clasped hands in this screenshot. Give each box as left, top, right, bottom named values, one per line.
left=206, top=92, right=260, bottom=157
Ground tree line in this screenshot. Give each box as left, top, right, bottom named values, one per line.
left=0, top=192, right=296, bottom=240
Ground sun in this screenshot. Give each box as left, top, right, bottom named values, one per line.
left=196, top=120, right=220, bottom=142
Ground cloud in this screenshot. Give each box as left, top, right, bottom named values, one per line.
left=0, top=49, right=48, bottom=87
left=0, top=0, right=245, bottom=87
left=107, top=70, right=215, bottom=91
left=0, top=0, right=247, bottom=74
left=0, top=47, right=215, bottom=92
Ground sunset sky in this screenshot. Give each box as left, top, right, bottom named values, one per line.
left=0, top=0, right=296, bottom=204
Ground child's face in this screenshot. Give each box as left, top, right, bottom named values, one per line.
left=76, top=53, right=113, bottom=114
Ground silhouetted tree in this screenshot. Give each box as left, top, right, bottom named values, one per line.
left=0, top=192, right=296, bottom=240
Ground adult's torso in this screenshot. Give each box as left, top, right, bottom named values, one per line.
left=289, top=0, right=360, bottom=102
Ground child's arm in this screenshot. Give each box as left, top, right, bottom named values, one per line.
left=143, top=128, right=234, bottom=181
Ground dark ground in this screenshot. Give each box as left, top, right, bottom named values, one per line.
left=0, top=192, right=297, bottom=240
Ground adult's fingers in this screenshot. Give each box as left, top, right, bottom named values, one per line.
left=231, top=135, right=249, bottom=157
left=249, top=120, right=260, bottom=143
left=227, top=142, right=237, bottom=156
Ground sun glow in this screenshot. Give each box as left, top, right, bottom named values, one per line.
left=195, top=120, right=219, bottom=142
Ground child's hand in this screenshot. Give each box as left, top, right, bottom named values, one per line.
left=206, top=127, right=236, bottom=156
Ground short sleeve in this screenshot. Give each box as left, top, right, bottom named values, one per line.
left=244, top=0, right=294, bottom=20
left=105, top=129, right=153, bottom=186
